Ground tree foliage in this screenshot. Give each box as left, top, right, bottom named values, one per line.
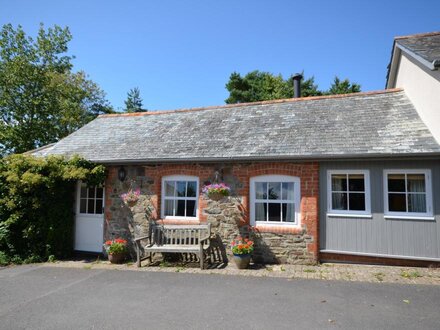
left=0, top=23, right=113, bottom=156
left=124, top=87, right=145, bottom=112
left=225, top=70, right=361, bottom=104
left=0, top=154, right=106, bottom=264
left=326, top=76, right=361, bottom=95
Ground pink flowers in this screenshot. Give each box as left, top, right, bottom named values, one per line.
left=120, top=188, right=140, bottom=205
left=202, top=183, right=231, bottom=199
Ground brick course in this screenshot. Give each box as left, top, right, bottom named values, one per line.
left=104, top=162, right=319, bottom=264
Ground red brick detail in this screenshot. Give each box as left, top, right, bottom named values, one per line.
left=105, top=162, right=320, bottom=261
left=320, top=252, right=440, bottom=268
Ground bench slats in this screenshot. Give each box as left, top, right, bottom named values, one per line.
left=135, top=223, right=211, bottom=269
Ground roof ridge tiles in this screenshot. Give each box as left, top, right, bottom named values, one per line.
left=100, top=88, right=404, bottom=118
left=395, top=31, right=440, bottom=40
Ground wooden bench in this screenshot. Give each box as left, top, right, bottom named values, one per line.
left=135, top=223, right=211, bottom=269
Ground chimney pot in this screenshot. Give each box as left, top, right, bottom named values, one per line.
left=292, top=73, right=303, bottom=98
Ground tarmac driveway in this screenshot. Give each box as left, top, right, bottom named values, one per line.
left=0, top=265, right=439, bottom=330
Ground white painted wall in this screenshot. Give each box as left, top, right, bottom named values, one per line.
left=394, top=53, right=440, bottom=143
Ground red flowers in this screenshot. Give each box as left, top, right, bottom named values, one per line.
left=231, top=236, right=254, bottom=255
left=103, top=238, right=128, bottom=255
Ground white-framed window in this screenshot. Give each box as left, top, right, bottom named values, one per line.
left=250, top=175, right=300, bottom=226
left=327, top=170, right=371, bottom=216
left=161, top=175, right=199, bottom=219
left=77, top=182, right=104, bottom=215
left=384, top=169, right=433, bottom=219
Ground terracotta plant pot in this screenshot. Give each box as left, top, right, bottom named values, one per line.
left=233, top=254, right=251, bottom=269
left=108, top=253, right=126, bottom=264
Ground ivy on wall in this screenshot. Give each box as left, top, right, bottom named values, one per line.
left=0, top=154, right=106, bottom=265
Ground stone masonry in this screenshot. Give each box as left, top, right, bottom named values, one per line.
left=104, top=162, right=319, bottom=264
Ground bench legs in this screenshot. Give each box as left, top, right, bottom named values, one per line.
left=200, top=245, right=204, bottom=270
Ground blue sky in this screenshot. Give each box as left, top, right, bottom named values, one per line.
left=1, top=0, right=440, bottom=111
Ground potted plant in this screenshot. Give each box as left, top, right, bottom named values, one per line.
left=120, top=187, right=140, bottom=207
left=104, top=238, right=128, bottom=264
left=202, top=183, right=231, bottom=201
left=231, top=236, right=254, bottom=269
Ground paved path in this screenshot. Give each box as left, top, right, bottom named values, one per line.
left=49, top=259, right=440, bottom=285
left=0, top=265, right=439, bottom=329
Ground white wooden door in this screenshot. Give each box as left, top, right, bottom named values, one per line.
left=74, top=182, right=105, bottom=253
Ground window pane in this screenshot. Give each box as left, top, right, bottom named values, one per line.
left=164, top=200, right=174, bottom=216
left=176, top=181, right=186, bottom=197
left=407, top=174, right=425, bottom=192
left=408, top=194, right=426, bottom=213
left=349, top=193, right=365, bottom=211
left=282, top=203, right=295, bottom=222
left=88, top=187, right=96, bottom=198
left=80, top=186, right=88, bottom=198
left=165, top=181, right=175, bottom=197
left=268, top=203, right=281, bottom=221
left=88, top=199, right=95, bottom=214
left=332, top=192, right=347, bottom=210
left=95, top=199, right=103, bottom=214
left=282, top=182, right=294, bottom=200
left=388, top=193, right=406, bottom=212
left=255, top=182, right=267, bottom=199
left=80, top=199, right=87, bottom=213
left=388, top=174, right=405, bottom=192
left=348, top=174, right=364, bottom=192
left=187, top=181, right=197, bottom=197
left=96, top=187, right=103, bottom=199
left=332, top=175, right=347, bottom=191
left=186, top=200, right=196, bottom=217
left=268, top=182, right=281, bottom=200
left=255, top=203, right=267, bottom=221
left=176, top=200, right=185, bottom=216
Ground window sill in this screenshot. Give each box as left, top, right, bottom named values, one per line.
left=384, top=215, right=435, bottom=221
left=327, top=213, right=372, bottom=219
left=254, top=223, right=303, bottom=234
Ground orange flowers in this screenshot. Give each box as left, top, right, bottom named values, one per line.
left=231, top=236, right=254, bottom=255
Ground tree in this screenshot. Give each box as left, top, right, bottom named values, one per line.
left=124, top=87, right=145, bottom=112
left=0, top=23, right=113, bottom=156
left=326, top=76, right=361, bottom=95
left=225, top=70, right=360, bottom=104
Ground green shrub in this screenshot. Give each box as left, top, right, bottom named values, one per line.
left=0, top=251, right=9, bottom=266
left=0, top=154, right=105, bottom=264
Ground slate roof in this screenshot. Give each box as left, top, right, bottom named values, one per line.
left=36, top=89, right=440, bottom=163
left=396, top=32, right=440, bottom=69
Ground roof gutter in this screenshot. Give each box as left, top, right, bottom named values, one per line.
left=396, top=43, right=440, bottom=71
left=90, top=152, right=440, bottom=165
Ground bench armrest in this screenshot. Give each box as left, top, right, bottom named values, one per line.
left=134, top=235, right=150, bottom=243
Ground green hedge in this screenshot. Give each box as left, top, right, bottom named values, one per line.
left=0, top=154, right=105, bottom=265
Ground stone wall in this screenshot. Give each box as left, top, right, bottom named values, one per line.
left=104, top=162, right=319, bottom=264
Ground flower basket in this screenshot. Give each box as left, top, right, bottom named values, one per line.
left=203, top=183, right=231, bottom=201
left=121, top=188, right=140, bottom=207
left=207, top=191, right=225, bottom=201
left=126, top=200, right=137, bottom=207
